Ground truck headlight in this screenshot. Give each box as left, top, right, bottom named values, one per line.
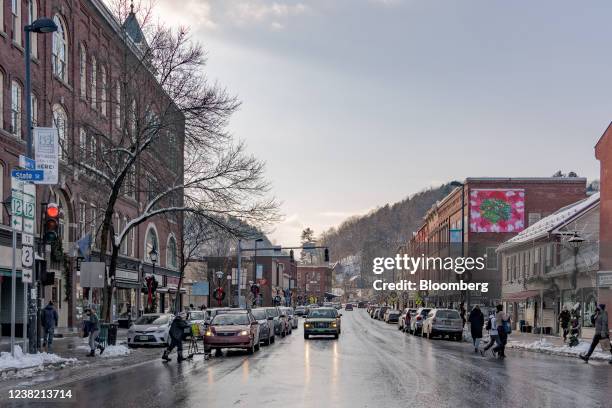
left=331, top=322, right=337, bottom=328
left=304, top=323, right=311, bottom=328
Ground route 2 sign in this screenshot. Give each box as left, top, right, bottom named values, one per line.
left=21, top=246, right=34, bottom=268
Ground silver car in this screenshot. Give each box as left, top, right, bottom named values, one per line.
left=251, top=308, right=275, bottom=345
left=282, top=307, right=298, bottom=329
left=409, top=307, right=432, bottom=335
left=127, top=313, right=174, bottom=347
left=422, top=309, right=463, bottom=341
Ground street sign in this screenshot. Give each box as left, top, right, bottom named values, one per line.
left=22, top=234, right=34, bottom=246
left=11, top=169, right=44, bottom=182
left=11, top=176, right=24, bottom=231
left=19, top=155, right=36, bottom=170
left=22, top=183, right=35, bottom=234
left=22, top=268, right=33, bottom=284
left=21, top=246, right=34, bottom=268
left=34, top=127, right=59, bottom=185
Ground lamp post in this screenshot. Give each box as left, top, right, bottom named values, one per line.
left=450, top=181, right=466, bottom=308
left=23, top=17, right=57, bottom=355
left=149, top=247, right=158, bottom=312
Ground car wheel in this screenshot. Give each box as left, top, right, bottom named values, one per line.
left=334, top=333, right=339, bottom=339
left=304, top=333, right=309, bottom=340
left=265, top=334, right=271, bottom=346
left=271, top=335, right=275, bottom=344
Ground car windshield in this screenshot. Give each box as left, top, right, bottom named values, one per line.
left=252, top=310, right=267, bottom=320
left=265, top=309, right=278, bottom=318
left=188, top=312, right=205, bottom=320
left=134, top=315, right=169, bottom=325
left=436, top=310, right=461, bottom=319
left=212, top=313, right=249, bottom=325
left=309, top=309, right=337, bottom=318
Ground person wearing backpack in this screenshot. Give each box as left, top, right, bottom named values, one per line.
left=481, top=311, right=499, bottom=356
left=492, top=304, right=509, bottom=359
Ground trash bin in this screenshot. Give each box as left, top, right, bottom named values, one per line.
left=108, top=323, right=118, bottom=346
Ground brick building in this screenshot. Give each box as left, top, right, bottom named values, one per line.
left=0, top=0, right=183, bottom=332
left=405, top=178, right=587, bottom=309
left=595, top=123, right=612, bottom=310
left=297, top=265, right=333, bottom=304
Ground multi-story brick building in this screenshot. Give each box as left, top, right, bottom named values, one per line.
left=297, top=265, right=332, bottom=304
left=405, top=178, right=587, bottom=309
left=0, top=0, right=183, bottom=333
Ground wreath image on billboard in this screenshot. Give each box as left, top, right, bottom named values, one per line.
left=469, top=189, right=525, bottom=233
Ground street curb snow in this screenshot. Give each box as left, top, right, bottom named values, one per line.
left=507, top=339, right=612, bottom=362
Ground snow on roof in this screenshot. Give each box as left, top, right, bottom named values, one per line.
left=498, top=192, right=599, bottom=251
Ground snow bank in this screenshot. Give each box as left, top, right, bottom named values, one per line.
left=76, top=344, right=130, bottom=358
left=0, top=346, right=76, bottom=372
left=508, top=338, right=611, bottom=361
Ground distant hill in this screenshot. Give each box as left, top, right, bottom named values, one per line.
left=319, top=183, right=455, bottom=278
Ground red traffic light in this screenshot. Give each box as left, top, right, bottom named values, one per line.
left=46, top=203, right=60, bottom=218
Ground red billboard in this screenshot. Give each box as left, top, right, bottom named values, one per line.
left=469, top=189, right=525, bottom=233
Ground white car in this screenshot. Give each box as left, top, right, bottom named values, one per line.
left=128, top=313, right=174, bottom=347
left=421, top=309, right=463, bottom=341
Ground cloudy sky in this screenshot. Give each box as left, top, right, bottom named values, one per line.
left=155, top=0, right=609, bottom=245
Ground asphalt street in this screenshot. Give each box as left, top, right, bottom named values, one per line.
left=4, top=310, right=611, bottom=408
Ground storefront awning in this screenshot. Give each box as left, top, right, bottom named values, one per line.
left=502, top=290, right=541, bottom=301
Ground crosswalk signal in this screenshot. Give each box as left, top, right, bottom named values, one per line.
left=324, top=248, right=329, bottom=262
left=44, top=203, right=60, bottom=243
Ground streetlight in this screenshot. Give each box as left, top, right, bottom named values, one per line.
left=568, top=232, right=585, bottom=290
left=149, top=247, right=158, bottom=311
left=24, top=18, right=57, bottom=157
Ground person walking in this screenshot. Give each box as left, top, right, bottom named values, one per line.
left=481, top=312, right=499, bottom=356
left=559, top=306, right=571, bottom=342
left=580, top=304, right=612, bottom=363
left=86, top=306, right=103, bottom=357
left=492, top=304, right=509, bottom=359
left=459, top=302, right=467, bottom=328
left=468, top=305, right=484, bottom=353
left=162, top=312, right=190, bottom=362
left=41, top=301, right=58, bottom=353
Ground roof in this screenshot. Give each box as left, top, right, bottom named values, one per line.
left=497, top=192, right=599, bottom=251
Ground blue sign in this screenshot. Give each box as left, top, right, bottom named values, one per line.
left=192, top=281, right=209, bottom=296
left=19, top=155, right=36, bottom=170
left=11, top=169, right=44, bottom=182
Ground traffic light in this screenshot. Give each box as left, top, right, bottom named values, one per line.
left=289, top=249, right=294, bottom=262
left=324, top=248, right=329, bottom=262
left=44, top=203, right=60, bottom=243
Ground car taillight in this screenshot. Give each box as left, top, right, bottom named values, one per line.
left=416, top=316, right=422, bottom=321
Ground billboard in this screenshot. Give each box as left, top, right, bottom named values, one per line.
left=469, top=189, right=525, bottom=233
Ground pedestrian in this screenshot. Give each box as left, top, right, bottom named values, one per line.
left=468, top=305, right=484, bottom=353
left=559, top=306, right=571, bottom=342
left=580, top=304, right=612, bottom=364
left=481, top=312, right=499, bottom=356
left=162, top=312, right=190, bottom=362
left=492, top=304, right=509, bottom=359
left=85, top=306, right=103, bottom=357
left=41, top=301, right=58, bottom=353
left=189, top=303, right=195, bottom=310
left=200, top=304, right=207, bottom=311
left=459, top=302, right=467, bottom=328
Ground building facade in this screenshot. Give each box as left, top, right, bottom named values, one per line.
left=296, top=265, right=332, bottom=305
left=0, top=0, right=183, bottom=333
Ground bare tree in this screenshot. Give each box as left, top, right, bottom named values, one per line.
left=63, top=1, right=279, bottom=320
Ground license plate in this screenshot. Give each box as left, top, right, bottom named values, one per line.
left=138, top=335, right=149, bottom=341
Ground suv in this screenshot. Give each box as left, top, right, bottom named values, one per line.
left=422, top=309, right=463, bottom=341
left=409, top=307, right=432, bottom=335
left=304, top=307, right=341, bottom=339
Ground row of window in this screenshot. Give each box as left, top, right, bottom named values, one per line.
left=503, top=244, right=555, bottom=283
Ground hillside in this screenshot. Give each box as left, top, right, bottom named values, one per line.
left=319, top=183, right=456, bottom=276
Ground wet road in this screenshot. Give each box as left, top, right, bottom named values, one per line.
left=6, top=310, right=611, bottom=408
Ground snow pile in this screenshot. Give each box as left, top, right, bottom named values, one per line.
left=0, top=346, right=76, bottom=372
left=508, top=339, right=612, bottom=361
left=76, top=344, right=130, bottom=358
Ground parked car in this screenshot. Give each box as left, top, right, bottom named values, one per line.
left=372, top=308, right=381, bottom=319
left=345, top=303, right=354, bottom=311
left=204, top=310, right=261, bottom=354
left=422, top=309, right=463, bottom=340
left=409, top=308, right=432, bottom=335
left=264, top=307, right=289, bottom=337
left=295, top=306, right=307, bottom=316
left=185, top=311, right=207, bottom=339
left=251, top=308, right=275, bottom=345
left=282, top=307, right=298, bottom=329
left=204, top=308, right=231, bottom=325
left=128, top=313, right=174, bottom=347
left=304, top=307, right=341, bottom=339
left=384, top=309, right=401, bottom=323
left=377, top=306, right=389, bottom=320
left=357, top=301, right=367, bottom=309
left=398, top=308, right=417, bottom=332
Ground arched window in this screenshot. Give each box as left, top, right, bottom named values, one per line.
left=145, top=225, right=159, bottom=263
left=12, top=0, right=22, bottom=46
left=29, top=0, right=38, bottom=58
left=79, top=44, right=87, bottom=98
left=115, top=81, right=121, bottom=128
left=101, top=65, right=107, bottom=117
left=52, top=15, right=68, bottom=81
left=167, top=235, right=178, bottom=269
left=10, top=80, right=22, bottom=137
left=91, top=56, right=97, bottom=109
left=121, top=216, right=129, bottom=255
left=31, top=93, right=38, bottom=126
left=52, top=104, right=68, bottom=160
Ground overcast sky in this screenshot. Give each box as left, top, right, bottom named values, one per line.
left=156, top=0, right=608, bottom=246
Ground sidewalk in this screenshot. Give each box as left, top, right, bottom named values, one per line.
left=506, top=331, right=612, bottom=362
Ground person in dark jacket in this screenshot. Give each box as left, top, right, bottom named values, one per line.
left=162, top=312, right=190, bottom=362
left=468, top=305, right=484, bottom=352
left=41, top=301, right=58, bottom=353
left=559, top=307, right=571, bottom=341
left=580, top=304, right=611, bottom=363
left=459, top=302, right=467, bottom=328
